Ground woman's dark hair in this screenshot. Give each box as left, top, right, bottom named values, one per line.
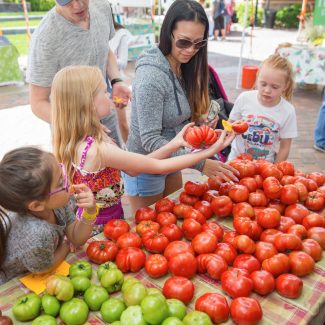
left=0, top=207, right=10, bottom=268
left=159, top=0, right=209, bottom=121
left=0, top=147, right=54, bottom=214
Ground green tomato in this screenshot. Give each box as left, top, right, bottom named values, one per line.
left=41, top=294, right=60, bottom=317
left=69, top=260, right=92, bottom=279
left=111, top=322, right=121, bottom=325
left=46, top=275, right=74, bottom=301
left=70, top=276, right=91, bottom=293
left=166, top=299, right=187, bottom=320
left=121, top=277, right=140, bottom=293
left=84, top=285, right=109, bottom=311
left=182, top=311, right=213, bottom=325
left=162, top=317, right=184, bottom=325
left=100, top=268, right=124, bottom=293
left=120, top=306, right=148, bottom=325
left=141, top=294, right=169, bottom=324
left=12, top=293, right=41, bottom=322
left=97, top=261, right=118, bottom=280
left=100, top=298, right=126, bottom=323
left=147, top=288, right=164, bottom=298
left=123, top=282, right=147, bottom=306
left=31, top=315, right=57, bottom=325
left=59, top=298, right=89, bottom=325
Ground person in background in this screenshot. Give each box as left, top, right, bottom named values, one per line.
left=228, top=54, right=298, bottom=162
left=314, top=89, right=325, bottom=153
left=0, top=147, right=96, bottom=284
left=27, top=0, right=131, bottom=147
left=212, top=0, right=226, bottom=40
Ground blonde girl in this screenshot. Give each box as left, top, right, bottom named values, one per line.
left=228, top=54, right=297, bottom=163
left=51, top=65, right=236, bottom=231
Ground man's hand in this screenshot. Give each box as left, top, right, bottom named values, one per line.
left=112, top=82, right=131, bottom=109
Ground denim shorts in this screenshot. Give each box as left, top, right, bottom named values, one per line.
left=122, top=172, right=180, bottom=197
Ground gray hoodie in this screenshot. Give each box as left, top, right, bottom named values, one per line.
left=126, top=46, right=205, bottom=171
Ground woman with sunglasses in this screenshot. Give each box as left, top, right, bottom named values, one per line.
left=0, top=147, right=96, bottom=284
left=124, top=0, right=238, bottom=215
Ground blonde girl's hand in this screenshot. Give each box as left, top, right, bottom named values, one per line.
left=73, top=184, right=97, bottom=215
left=170, top=122, right=195, bottom=149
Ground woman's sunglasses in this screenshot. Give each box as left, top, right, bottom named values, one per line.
left=172, top=33, right=207, bottom=50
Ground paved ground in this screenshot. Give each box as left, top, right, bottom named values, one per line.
left=0, top=27, right=324, bottom=216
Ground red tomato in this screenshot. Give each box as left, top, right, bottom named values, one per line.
left=145, top=254, right=168, bottom=278
left=228, top=160, right=256, bottom=179
left=195, top=293, right=230, bottom=324
left=317, top=185, right=325, bottom=198
left=223, top=231, right=238, bottom=247
left=136, top=220, right=160, bottom=237
left=211, top=196, right=234, bottom=218
left=284, top=203, right=309, bottom=224
left=287, top=224, right=308, bottom=240
left=115, top=247, right=146, bottom=272
left=142, top=232, right=169, bottom=253
left=160, top=223, right=183, bottom=241
left=173, top=203, right=191, bottom=218
left=256, top=208, right=281, bottom=229
left=215, top=242, right=238, bottom=265
left=228, top=184, right=250, bottom=203
left=183, top=207, right=206, bottom=224
left=239, top=177, right=258, bottom=193
left=232, top=120, right=249, bottom=134
left=267, top=200, right=286, bottom=215
left=164, top=241, right=195, bottom=261
left=184, top=180, right=209, bottom=197
left=163, top=276, right=194, bottom=305
left=197, top=253, right=228, bottom=280
left=262, top=253, right=290, bottom=277
left=248, top=190, right=268, bottom=207
left=274, top=233, right=302, bottom=252
left=233, top=254, right=261, bottom=273
left=208, top=177, right=222, bottom=190
left=250, top=270, right=275, bottom=296
left=302, top=213, right=324, bottom=229
left=221, top=268, right=253, bottom=298
left=280, top=175, right=296, bottom=185
left=305, top=191, right=325, bottom=211
left=218, top=182, right=234, bottom=196
left=276, top=161, right=295, bottom=176
left=234, top=235, right=256, bottom=254
left=254, top=159, right=271, bottom=174
left=202, top=221, right=224, bottom=241
left=86, top=240, right=119, bottom=264
left=306, top=179, right=319, bottom=192
left=275, top=274, right=303, bottom=298
left=179, top=191, right=199, bottom=206
left=233, top=217, right=262, bottom=241
left=168, top=252, right=197, bottom=278
left=135, top=207, right=157, bottom=223
left=156, top=212, right=177, bottom=226
left=155, top=197, right=175, bottom=213
left=280, top=184, right=299, bottom=205
left=307, top=227, right=325, bottom=249
left=263, top=176, right=282, bottom=199
left=302, top=238, right=323, bottom=262
left=230, top=297, right=263, bottom=325
left=289, top=251, right=315, bottom=277
left=232, top=202, right=255, bottom=219
left=277, top=216, right=296, bottom=233
left=192, top=232, right=218, bottom=254
left=182, top=218, right=202, bottom=240
left=260, top=229, right=282, bottom=245
left=103, top=219, right=130, bottom=241
left=254, top=241, right=277, bottom=263
left=185, top=125, right=218, bottom=148
left=201, top=189, right=219, bottom=203
left=307, top=172, right=325, bottom=187
left=194, top=201, right=213, bottom=219
left=117, top=232, right=142, bottom=249
left=261, top=164, right=283, bottom=180
left=294, top=181, right=308, bottom=202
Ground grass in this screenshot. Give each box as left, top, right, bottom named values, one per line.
left=0, top=11, right=46, bottom=16
left=0, top=19, right=41, bottom=28
left=6, top=34, right=30, bottom=56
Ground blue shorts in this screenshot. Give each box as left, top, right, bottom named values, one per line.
left=122, top=172, right=180, bottom=197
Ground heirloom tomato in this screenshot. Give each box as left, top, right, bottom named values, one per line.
left=302, top=238, right=323, bottom=261
left=261, top=164, right=283, bottom=180
left=288, top=251, right=315, bottom=276
left=123, top=281, right=148, bottom=307
left=185, top=125, right=218, bottom=148
left=179, top=191, right=199, bottom=206
left=97, top=261, right=118, bottom=280
left=136, top=220, right=160, bottom=237
left=120, top=305, right=146, bottom=324
left=284, top=203, right=309, bottom=224
left=233, top=217, right=262, bottom=241
left=182, top=218, right=202, bottom=240
left=173, top=203, right=190, bottom=218
left=168, top=252, right=197, bottom=278
left=232, top=202, right=255, bottom=219
left=287, top=224, right=307, bottom=240
left=260, top=229, right=281, bottom=245
left=41, top=294, right=60, bottom=317
left=268, top=199, right=286, bottom=214
left=184, top=181, right=209, bottom=197
left=276, top=161, right=295, bottom=176
left=307, top=227, right=325, bottom=249
left=223, top=230, right=238, bottom=247
left=255, top=241, right=277, bottom=262
left=160, top=223, right=183, bottom=241
left=84, top=285, right=109, bottom=311
left=166, top=299, right=187, bottom=320
left=60, top=298, right=89, bottom=325
left=274, top=233, right=302, bottom=252
left=233, top=254, right=261, bottom=273
left=228, top=159, right=256, bottom=178
left=115, top=247, right=146, bottom=272
left=239, top=177, right=258, bottom=193
left=163, top=276, right=195, bottom=305
left=275, top=274, right=303, bottom=298
left=157, top=212, right=177, bottom=226
left=104, top=219, right=130, bottom=240
left=256, top=208, right=281, bottom=229
left=294, top=181, right=308, bottom=202
left=194, top=200, right=213, bottom=219
left=197, top=253, right=228, bottom=280
left=305, top=191, right=325, bottom=211
left=201, top=189, right=219, bottom=203
left=100, top=298, right=126, bottom=323
left=280, top=184, right=299, bottom=205
left=262, top=253, right=290, bottom=276
left=46, top=275, right=74, bottom=301
left=248, top=190, right=268, bottom=207
left=164, top=241, right=195, bottom=260
left=86, top=241, right=118, bottom=264
left=277, top=216, right=295, bottom=233
left=135, top=207, right=157, bottom=223
left=141, top=294, right=169, bottom=325
left=71, top=276, right=91, bottom=293
left=230, top=297, right=262, bottom=325
left=306, top=178, right=319, bottom=192
left=263, top=176, right=282, bottom=199
left=155, top=197, right=175, bottom=213
left=218, top=182, right=234, bottom=196
left=302, top=213, right=324, bottom=229
left=231, top=120, right=249, bottom=134
left=145, top=254, right=168, bottom=278
left=250, top=270, right=275, bottom=296
left=208, top=176, right=223, bottom=190
left=100, top=268, right=124, bottom=293
left=234, top=235, right=256, bottom=254
left=228, top=184, right=249, bottom=203
left=215, top=242, right=237, bottom=265
left=192, top=231, right=218, bottom=254
left=12, top=293, right=41, bottom=322
left=307, top=171, right=325, bottom=186
left=253, top=174, right=264, bottom=189
left=183, top=207, right=206, bottom=224
left=221, top=268, right=253, bottom=298
left=202, top=221, right=224, bottom=241
left=117, top=232, right=142, bottom=249
left=69, top=260, right=92, bottom=278
left=280, top=175, right=296, bottom=185
left=211, top=196, right=233, bottom=218
left=143, top=232, right=169, bottom=253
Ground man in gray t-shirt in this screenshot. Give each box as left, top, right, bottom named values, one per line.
left=27, top=0, right=131, bottom=146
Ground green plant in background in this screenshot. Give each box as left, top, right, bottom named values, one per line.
left=235, top=2, right=264, bottom=27
left=30, top=0, right=55, bottom=11
left=275, top=4, right=300, bottom=28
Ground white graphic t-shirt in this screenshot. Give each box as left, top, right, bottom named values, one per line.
left=228, top=90, right=298, bottom=162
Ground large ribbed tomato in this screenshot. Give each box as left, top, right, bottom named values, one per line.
left=185, top=125, right=219, bottom=148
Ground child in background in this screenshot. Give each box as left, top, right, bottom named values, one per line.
left=228, top=54, right=297, bottom=162
left=51, top=65, right=235, bottom=234
left=0, top=147, right=96, bottom=284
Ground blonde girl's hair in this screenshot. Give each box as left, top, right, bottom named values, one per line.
left=259, top=54, right=295, bottom=101
left=51, top=65, right=106, bottom=182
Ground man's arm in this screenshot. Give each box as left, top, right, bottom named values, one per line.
left=29, top=84, right=51, bottom=123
